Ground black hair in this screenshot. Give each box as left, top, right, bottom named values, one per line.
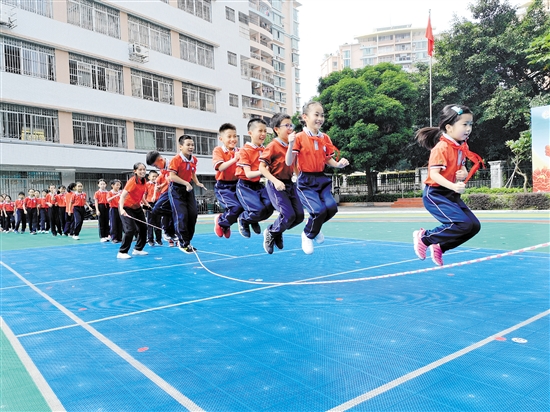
left=219, top=123, right=236, bottom=133
left=67, top=182, right=76, bottom=192
left=146, top=150, right=161, bottom=166
left=178, top=134, right=194, bottom=145
left=301, top=100, right=324, bottom=127
left=18, top=191, right=24, bottom=196
left=148, top=170, right=159, bottom=177
left=247, top=118, right=267, bottom=131
left=5, top=195, right=11, bottom=200
left=110, top=179, right=121, bottom=186
left=59, top=185, right=66, bottom=190
left=415, top=104, right=473, bottom=150
left=98, top=178, right=106, bottom=184
left=270, top=113, right=292, bottom=137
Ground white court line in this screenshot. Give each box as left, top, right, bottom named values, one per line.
left=328, top=309, right=550, bottom=412
left=0, top=316, right=65, bottom=412
left=0, top=261, right=204, bottom=412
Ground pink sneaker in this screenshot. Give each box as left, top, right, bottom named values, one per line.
left=430, top=244, right=444, bottom=266
left=223, top=227, right=231, bottom=239
left=413, top=229, right=428, bottom=260
left=214, top=214, right=223, bottom=237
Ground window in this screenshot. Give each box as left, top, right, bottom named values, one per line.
left=2, top=0, right=52, bottom=17
left=343, top=50, right=350, bottom=59
left=0, top=36, right=55, bottom=81
left=134, top=123, right=175, bottom=152
left=72, top=114, right=126, bottom=148
left=229, top=93, right=239, bottom=107
left=273, top=60, right=285, bottom=72
left=378, top=34, right=393, bottom=42
left=343, top=60, right=350, bottom=68
left=295, top=68, right=300, bottom=79
left=272, top=44, right=284, bottom=57
left=184, top=129, right=216, bottom=156
left=271, top=0, right=282, bottom=11
left=274, top=75, right=286, bottom=88
left=227, top=51, right=237, bottom=66
left=272, top=13, right=283, bottom=27
left=177, top=0, right=211, bottom=22
left=69, top=53, right=123, bottom=94
left=182, top=83, right=216, bottom=112
left=413, top=41, right=427, bottom=51
left=293, top=22, right=299, bottom=37
left=179, top=34, right=214, bottom=68
left=238, top=11, right=248, bottom=25
left=295, top=83, right=300, bottom=94
left=67, top=0, right=120, bottom=38
left=291, top=38, right=299, bottom=50
left=292, top=53, right=299, bottom=65
left=0, top=103, right=59, bottom=142
left=293, top=8, right=299, bottom=22
left=131, top=69, right=173, bottom=104
left=128, top=15, right=171, bottom=55
left=272, top=28, right=284, bottom=42
left=225, top=6, right=235, bottom=22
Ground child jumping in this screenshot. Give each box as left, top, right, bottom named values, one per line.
left=413, top=104, right=484, bottom=266
left=212, top=123, right=243, bottom=238
left=259, top=113, right=304, bottom=254
left=286, top=101, right=349, bottom=254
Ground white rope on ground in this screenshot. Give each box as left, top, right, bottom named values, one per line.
left=191, top=242, right=550, bottom=286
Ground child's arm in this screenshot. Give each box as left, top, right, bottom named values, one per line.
left=243, top=166, right=263, bottom=180
left=455, top=166, right=468, bottom=182
left=218, top=151, right=240, bottom=172
left=191, top=173, right=206, bottom=190
left=106, top=192, right=120, bottom=202
left=326, top=157, right=349, bottom=169
left=430, top=169, right=466, bottom=194
left=259, top=162, right=285, bottom=191
left=67, top=198, right=73, bottom=216
left=95, top=198, right=100, bottom=215
left=118, top=190, right=129, bottom=216
left=169, top=172, right=193, bottom=192
left=285, top=132, right=296, bottom=166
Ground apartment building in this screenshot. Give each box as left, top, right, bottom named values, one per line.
left=0, top=0, right=300, bottom=196
left=320, top=25, right=430, bottom=77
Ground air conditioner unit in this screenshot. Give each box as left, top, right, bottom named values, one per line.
left=252, top=82, right=261, bottom=88
left=129, top=43, right=149, bottom=62
left=0, top=8, right=16, bottom=29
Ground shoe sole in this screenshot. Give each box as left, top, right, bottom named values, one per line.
left=413, top=230, right=426, bottom=260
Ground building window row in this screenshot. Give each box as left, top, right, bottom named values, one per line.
left=179, top=34, right=214, bottom=68
left=0, top=103, right=59, bottom=143
left=177, top=0, right=211, bottom=22
left=67, top=0, right=121, bottom=39
left=131, top=69, right=174, bottom=104
left=73, top=113, right=127, bottom=148
left=128, top=15, right=171, bottom=55
left=182, top=83, right=216, bottom=112
left=0, top=36, right=55, bottom=81
left=69, top=53, right=123, bottom=94
left=185, top=129, right=217, bottom=156
left=134, top=122, right=175, bottom=152
left=2, top=0, right=52, bottom=18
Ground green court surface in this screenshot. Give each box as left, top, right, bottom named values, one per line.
left=0, top=207, right=548, bottom=412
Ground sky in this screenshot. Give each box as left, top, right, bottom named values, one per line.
left=296, top=0, right=524, bottom=102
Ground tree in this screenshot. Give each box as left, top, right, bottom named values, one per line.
left=318, top=63, right=417, bottom=200
left=411, top=0, right=550, bottom=162
left=505, top=131, right=532, bottom=192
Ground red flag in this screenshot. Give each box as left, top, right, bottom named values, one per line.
left=426, top=15, right=434, bottom=57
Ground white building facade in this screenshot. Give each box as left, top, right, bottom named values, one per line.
left=0, top=0, right=300, bottom=196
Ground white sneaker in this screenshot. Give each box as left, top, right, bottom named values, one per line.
left=301, top=232, right=314, bottom=255
left=72, top=235, right=80, bottom=240
left=314, top=231, right=325, bottom=244
left=100, top=237, right=109, bottom=243
left=132, top=249, right=149, bottom=256
left=117, top=252, right=132, bottom=259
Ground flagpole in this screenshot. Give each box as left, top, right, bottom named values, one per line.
left=428, top=9, right=433, bottom=127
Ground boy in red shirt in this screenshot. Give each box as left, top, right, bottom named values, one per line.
left=67, top=182, right=91, bottom=240
left=3, top=195, right=15, bottom=232
left=168, top=135, right=206, bottom=253
left=212, top=123, right=243, bottom=239
left=235, top=118, right=274, bottom=238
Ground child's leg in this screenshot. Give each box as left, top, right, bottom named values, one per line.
left=146, top=208, right=154, bottom=243
left=266, top=181, right=301, bottom=234
left=119, top=210, right=137, bottom=254
left=296, top=174, right=334, bottom=238
left=215, top=181, right=243, bottom=229
left=98, top=204, right=110, bottom=238
left=169, top=185, right=195, bottom=245
left=73, top=207, right=84, bottom=235
left=236, top=181, right=270, bottom=224
left=58, top=207, right=66, bottom=232
left=131, top=208, right=148, bottom=251
left=422, top=186, right=479, bottom=252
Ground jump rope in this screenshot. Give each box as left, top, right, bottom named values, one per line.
left=124, top=214, right=550, bottom=286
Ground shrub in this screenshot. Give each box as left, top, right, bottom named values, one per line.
left=463, top=194, right=493, bottom=210
left=511, top=193, right=550, bottom=210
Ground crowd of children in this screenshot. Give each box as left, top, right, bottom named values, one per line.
left=1, top=102, right=482, bottom=266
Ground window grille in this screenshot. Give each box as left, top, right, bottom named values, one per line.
left=229, top=94, right=239, bottom=107
left=69, top=53, right=123, bottom=94
left=0, top=103, right=59, bottom=142
left=72, top=113, right=126, bottom=148
left=128, top=15, right=171, bottom=55
left=177, top=0, right=211, bottom=22
left=67, top=0, right=120, bottom=38
left=227, top=51, right=237, bottom=67
left=179, top=34, right=214, bottom=68
left=1, top=0, right=52, bottom=17
left=182, top=83, right=216, bottom=112
left=0, top=36, right=55, bottom=80
left=134, top=122, right=175, bottom=152
left=184, top=129, right=216, bottom=156
left=131, top=69, right=173, bottom=104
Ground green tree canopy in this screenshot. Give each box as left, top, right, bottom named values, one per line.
left=317, top=63, right=417, bottom=199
